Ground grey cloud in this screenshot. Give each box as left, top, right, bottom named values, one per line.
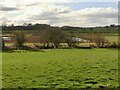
left=10, top=5, right=117, bottom=27
left=28, top=10, right=117, bottom=27
left=29, top=12, right=60, bottom=21
left=26, top=3, right=40, bottom=6
left=0, top=6, right=19, bottom=11
left=84, top=13, right=117, bottom=19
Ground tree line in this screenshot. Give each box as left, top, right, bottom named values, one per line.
left=2, top=28, right=119, bottom=51
left=2, top=23, right=118, bottom=31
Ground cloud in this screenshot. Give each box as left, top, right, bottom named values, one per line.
left=45, top=7, right=117, bottom=27
left=0, top=1, right=117, bottom=27
left=0, top=0, right=21, bottom=12
left=0, top=17, right=12, bottom=25
left=0, top=7, right=19, bottom=11
left=12, top=4, right=72, bottom=24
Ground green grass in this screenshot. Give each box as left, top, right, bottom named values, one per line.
left=2, top=49, right=118, bottom=88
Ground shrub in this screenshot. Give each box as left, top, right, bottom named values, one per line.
left=109, top=42, right=118, bottom=48
left=13, top=31, right=26, bottom=49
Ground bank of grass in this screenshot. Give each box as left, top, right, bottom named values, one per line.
left=2, top=48, right=118, bottom=88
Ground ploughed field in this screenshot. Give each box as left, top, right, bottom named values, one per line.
left=2, top=49, right=118, bottom=88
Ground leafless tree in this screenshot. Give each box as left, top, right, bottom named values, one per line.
left=65, top=36, right=76, bottom=48
left=37, top=28, right=64, bottom=48
left=13, top=31, right=26, bottom=49
left=91, top=33, right=106, bottom=47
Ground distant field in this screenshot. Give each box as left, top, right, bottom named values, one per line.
left=63, top=30, right=118, bottom=43
left=105, top=36, right=118, bottom=43
left=105, top=34, right=118, bottom=43
left=2, top=49, right=118, bottom=88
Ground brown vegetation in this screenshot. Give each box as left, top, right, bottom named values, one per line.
left=13, top=31, right=26, bottom=49
left=1, top=30, right=118, bottom=50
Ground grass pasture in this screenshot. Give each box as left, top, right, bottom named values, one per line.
left=105, top=34, right=118, bottom=43
left=2, top=49, right=118, bottom=88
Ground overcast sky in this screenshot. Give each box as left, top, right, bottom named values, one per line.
left=0, top=0, right=118, bottom=27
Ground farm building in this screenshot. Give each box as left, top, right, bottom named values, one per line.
left=0, top=34, right=13, bottom=42
left=66, top=37, right=89, bottom=43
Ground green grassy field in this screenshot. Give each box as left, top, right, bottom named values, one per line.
left=2, top=49, right=118, bottom=88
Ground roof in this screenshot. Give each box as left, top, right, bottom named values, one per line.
left=67, top=37, right=89, bottom=42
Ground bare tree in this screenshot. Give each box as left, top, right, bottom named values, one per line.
left=78, top=33, right=107, bottom=48
left=13, top=31, right=26, bottom=49
left=38, top=28, right=64, bottom=48
left=49, top=29, right=64, bottom=48
left=92, top=33, right=106, bottom=47
left=65, top=36, right=76, bottom=48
